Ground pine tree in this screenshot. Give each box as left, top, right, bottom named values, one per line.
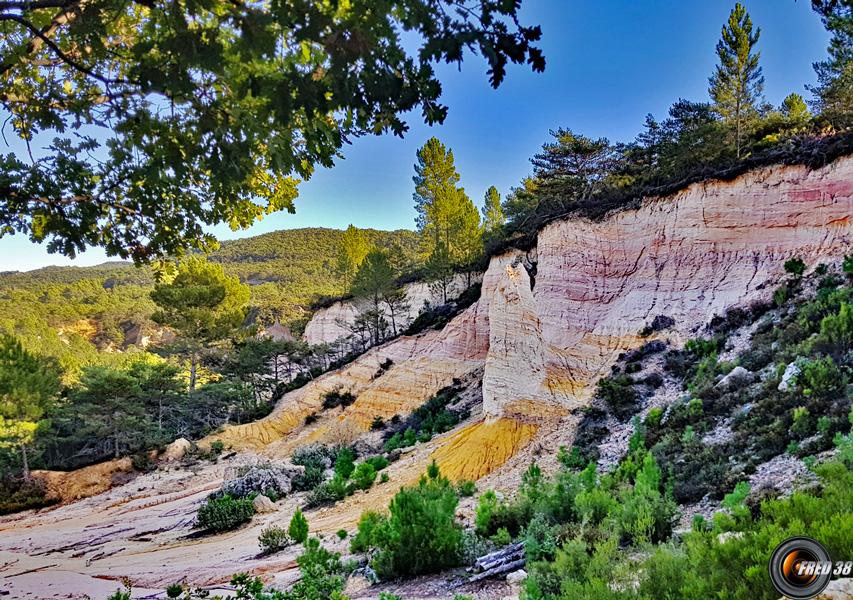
left=351, top=248, right=397, bottom=345
left=413, top=138, right=481, bottom=302
left=809, top=0, right=853, bottom=128
left=151, top=257, right=250, bottom=391
left=709, top=3, right=764, bottom=157
left=0, top=335, right=62, bottom=476
left=336, top=225, right=370, bottom=288
left=481, top=186, right=506, bottom=234
left=781, top=93, right=810, bottom=124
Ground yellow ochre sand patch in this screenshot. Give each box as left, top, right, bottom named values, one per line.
left=430, top=418, right=538, bottom=482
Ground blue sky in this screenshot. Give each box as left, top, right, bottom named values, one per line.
left=0, top=1, right=830, bottom=271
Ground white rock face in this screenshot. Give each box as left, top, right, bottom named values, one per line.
left=303, top=272, right=480, bottom=345
left=778, top=361, right=802, bottom=392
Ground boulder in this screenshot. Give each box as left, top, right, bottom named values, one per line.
left=161, top=437, right=192, bottom=462
left=220, top=464, right=303, bottom=500
left=506, top=569, right=528, bottom=585
left=778, top=361, right=801, bottom=392
left=716, top=366, right=754, bottom=392
left=252, top=494, right=277, bottom=513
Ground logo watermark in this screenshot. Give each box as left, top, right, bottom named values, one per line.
left=769, top=537, right=851, bottom=599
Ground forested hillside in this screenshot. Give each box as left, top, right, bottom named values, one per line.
left=0, top=228, right=418, bottom=377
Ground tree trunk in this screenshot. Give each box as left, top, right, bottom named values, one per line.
left=189, top=353, right=198, bottom=392
left=21, top=444, right=29, bottom=479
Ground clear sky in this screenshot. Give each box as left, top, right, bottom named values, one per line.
left=0, top=0, right=830, bottom=271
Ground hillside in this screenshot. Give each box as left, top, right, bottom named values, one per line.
left=1, top=155, right=850, bottom=600
left=0, top=227, right=419, bottom=375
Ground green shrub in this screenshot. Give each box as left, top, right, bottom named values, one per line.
left=365, top=455, right=389, bottom=471
left=336, top=529, right=348, bottom=540
left=351, top=462, right=377, bottom=491
left=843, top=255, right=853, bottom=277
left=380, top=472, right=390, bottom=483
left=644, top=407, right=664, bottom=429
left=784, top=257, right=806, bottom=276
left=799, top=355, right=846, bottom=397
left=196, top=494, right=254, bottom=532
left=333, top=447, right=356, bottom=479
left=370, top=416, right=385, bottom=430
left=360, top=463, right=463, bottom=578
left=491, top=526, right=512, bottom=547
left=286, top=537, right=346, bottom=600
left=557, top=445, right=588, bottom=469
left=258, top=525, right=290, bottom=555
left=321, top=388, right=356, bottom=409
left=457, top=479, right=477, bottom=497
left=819, top=302, right=853, bottom=354
left=210, top=440, right=225, bottom=455
left=351, top=510, right=384, bottom=553
left=773, top=284, right=790, bottom=306
left=596, top=374, right=639, bottom=420
left=288, top=508, right=309, bottom=544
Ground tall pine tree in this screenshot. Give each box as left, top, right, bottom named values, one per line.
left=482, top=186, right=506, bottom=235
left=809, top=0, right=853, bottom=128
left=412, top=138, right=481, bottom=302
left=336, top=225, right=370, bottom=288
left=709, top=3, right=764, bottom=157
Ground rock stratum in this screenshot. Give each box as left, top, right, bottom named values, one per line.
left=1, top=156, right=852, bottom=598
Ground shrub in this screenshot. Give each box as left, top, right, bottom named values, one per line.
left=644, top=407, right=663, bottom=429
left=799, top=356, right=846, bottom=397
left=333, top=447, right=356, bottom=479
left=286, top=537, right=346, bottom=600
left=210, top=440, right=225, bottom=455
left=843, top=254, right=853, bottom=277
left=819, top=302, right=853, bottom=354
left=595, top=374, right=639, bottom=420
left=351, top=510, right=384, bottom=553
left=351, top=462, right=377, bottom=491
left=557, top=445, right=588, bottom=470
left=362, top=463, right=463, bottom=578
left=491, top=526, right=512, bottom=546
left=457, top=480, right=477, bottom=497
left=774, top=284, right=790, bottom=306
left=380, top=473, right=390, bottom=483
left=0, top=475, right=55, bottom=515
left=307, top=474, right=348, bottom=507
left=322, top=388, right=356, bottom=410
left=258, top=525, right=290, bottom=555
left=365, top=455, right=389, bottom=471
left=196, top=494, right=254, bottom=532
left=784, top=257, right=806, bottom=277
left=336, top=529, right=348, bottom=540
left=370, top=416, right=385, bottom=430
left=288, top=508, right=309, bottom=544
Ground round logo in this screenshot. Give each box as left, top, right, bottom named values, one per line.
left=769, top=537, right=832, bottom=599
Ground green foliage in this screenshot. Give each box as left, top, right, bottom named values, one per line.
left=196, top=494, right=255, bottom=533
left=336, top=225, right=370, bottom=288
left=595, top=374, right=638, bottom=420
left=819, top=301, right=853, bottom=355
left=457, top=480, right=477, bottom=497
left=482, top=186, right=506, bottom=236
left=333, top=448, right=356, bottom=480
left=383, top=386, right=466, bottom=452
left=491, top=526, right=512, bottom=547
left=365, top=456, right=389, bottom=472
left=351, top=462, right=377, bottom=491
left=336, top=529, right=348, bottom=540
left=350, top=510, right=384, bottom=554
left=354, top=464, right=463, bottom=579
left=557, top=445, right=588, bottom=470
left=810, top=1, right=853, bottom=129
left=708, top=3, right=764, bottom=157
left=0, top=0, right=542, bottom=262
left=799, top=356, right=846, bottom=397
left=285, top=537, right=347, bottom=600
left=258, top=525, right=290, bottom=555
left=0, top=333, right=61, bottom=475
left=784, top=257, right=806, bottom=276
left=413, top=137, right=483, bottom=301
left=288, top=509, right=309, bottom=544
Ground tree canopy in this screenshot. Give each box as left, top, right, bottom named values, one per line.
left=0, top=0, right=544, bottom=263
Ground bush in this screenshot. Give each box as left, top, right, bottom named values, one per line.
left=557, top=445, right=588, bottom=470
left=258, top=525, right=290, bottom=555
left=288, top=508, right=309, bottom=544
left=457, top=480, right=477, bottom=497
left=350, top=510, right=384, bottom=553
left=336, top=529, right=348, bottom=540
left=595, top=374, right=639, bottom=420
left=799, top=355, right=846, bottom=397
left=196, top=494, right=254, bottom=532
left=365, top=455, right=389, bottom=471
left=0, top=475, right=55, bottom=515
left=322, top=388, right=356, bottom=410
left=370, top=416, right=385, bottom=430
left=333, top=447, right=356, bottom=479
left=819, top=302, right=853, bottom=355
left=784, top=257, right=806, bottom=276
left=491, top=526, right=512, bottom=547
left=286, top=537, right=346, bottom=600
left=351, top=462, right=377, bottom=491
left=307, top=474, right=348, bottom=507
left=357, top=463, right=463, bottom=578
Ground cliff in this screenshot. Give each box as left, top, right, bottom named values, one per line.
left=3, top=156, right=851, bottom=599
left=213, top=156, right=853, bottom=480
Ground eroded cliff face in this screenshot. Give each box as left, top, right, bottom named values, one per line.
left=303, top=273, right=478, bottom=345
left=214, top=156, right=853, bottom=479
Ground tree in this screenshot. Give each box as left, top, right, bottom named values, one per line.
left=70, top=367, right=151, bottom=459
left=150, top=257, right=250, bottom=391
left=708, top=3, right=764, bottom=157
left=289, top=508, right=310, bottom=544
left=0, top=335, right=61, bottom=476
left=126, top=359, right=184, bottom=437
left=352, top=248, right=397, bottom=345
left=809, top=0, right=853, bottom=128
left=0, top=1, right=544, bottom=263
left=413, top=137, right=481, bottom=302
left=482, top=186, right=506, bottom=235
left=336, top=225, right=370, bottom=289
left=531, top=129, right=616, bottom=202
left=781, top=93, right=810, bottom=124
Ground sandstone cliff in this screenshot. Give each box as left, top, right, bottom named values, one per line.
left=214, top=156, right=853, bottom=480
